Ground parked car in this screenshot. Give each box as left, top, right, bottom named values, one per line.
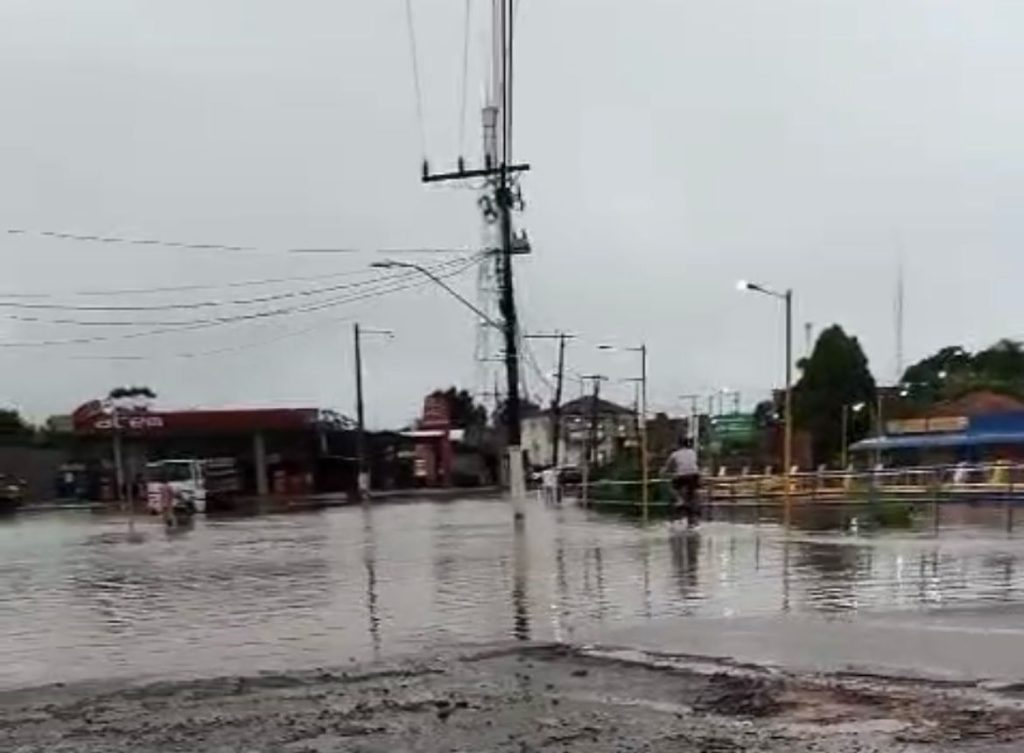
left=0, top=474, right=26, bottom=512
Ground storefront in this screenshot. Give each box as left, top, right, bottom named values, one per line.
left=64, top=402, right=359, bottom=499
left=851, top=412, right=1024, bottom=466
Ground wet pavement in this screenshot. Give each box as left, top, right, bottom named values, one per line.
left=3, top=497, right=1024, bottom=690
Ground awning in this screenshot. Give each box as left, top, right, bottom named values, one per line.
left=851, top=431, right=1024, bottom=452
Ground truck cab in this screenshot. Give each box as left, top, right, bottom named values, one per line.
left=146, top=459, right=206, bottom=514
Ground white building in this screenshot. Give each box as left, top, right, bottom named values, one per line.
left=521, top=396, right=635, bottom=470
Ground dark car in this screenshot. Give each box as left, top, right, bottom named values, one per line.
left=0, top=474, right=26, bottom=512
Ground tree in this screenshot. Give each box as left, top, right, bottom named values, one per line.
left=107, top=385, right=157, bottom=403
left=430, top=387, right=487, bottom=429
left=901, top=339, right=1024, bottom=404
left=793, top=325, right=876, bottom=466
left=0, top=409, right=35, bottom=445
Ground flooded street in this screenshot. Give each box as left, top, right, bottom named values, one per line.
left=3, top=497, right=1024, bottom=691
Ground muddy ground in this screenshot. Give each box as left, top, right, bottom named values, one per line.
left=2, top=644, right=1023, bottom=752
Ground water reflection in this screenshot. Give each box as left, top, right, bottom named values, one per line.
left=668, top=532, right=699, bottom=601
left=3, top=501, right=1024, bottom=689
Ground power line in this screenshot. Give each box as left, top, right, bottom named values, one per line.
left=0, top=257, right=482, bottom=348
left=0, top=267, right=379, bottom=300
left=4, top=227, right=480, bottom=259
left=403, top=0, right=428, bottom=157
left=4, top=227, right=355, bottom=255
left=0, top=256, right=475, bottom=312
left=458, top=0, right=472, bottom=157
left=67, top=313, right=359, bottom=362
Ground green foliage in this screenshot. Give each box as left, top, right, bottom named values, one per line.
left=0, top=409, right=36, bottom=445
left=793, top=325, right=877, bottom=466
left=901, top=340, right=1024, bottom=403
left=108, top=385, right=157, bottom=400
left=588, top=455, right=673, bottom=510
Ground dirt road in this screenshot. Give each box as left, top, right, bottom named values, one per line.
left=2, top=644, right=1023, bottom=752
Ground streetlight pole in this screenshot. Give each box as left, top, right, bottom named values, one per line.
left=598, top=343, right=649, bottom=522
left=841, top=401, right=866, bottom=469
left=738, top=280, right=794, bottom=527
left=841, top=403, right=849, bottom=469
left=640, top=344, right=649, bottom=523
left=784, top=288, right=793, bottom=526
left=370, top=258, right=527, bottom=517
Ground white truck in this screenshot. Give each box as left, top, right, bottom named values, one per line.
left=145, top=458, right=240, bottom=515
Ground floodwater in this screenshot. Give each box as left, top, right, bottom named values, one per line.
left=2, top=497, right=1024, bottom=690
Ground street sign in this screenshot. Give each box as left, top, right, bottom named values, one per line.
left=711, top=414, right=756, bottom=445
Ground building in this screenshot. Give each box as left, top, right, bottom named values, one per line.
left=58, top=401, right=362, bottom=499
left=521, top=396, right=635, bottom=470
left=851, top=390, right=1024, bottom=465
left=401, top=393, right=499, bottom=487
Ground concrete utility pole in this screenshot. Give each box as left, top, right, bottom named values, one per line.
left=552, top=334, right=568, bottom=467
left=680, top=394, right=700, bottom=445
left=579, top=374, right=607, bottom=506
left=524, top=332, right=574, bottom=467
left=419, top=0, right=530, bottom=519
left=354, top=322, right=365, bottom=495
left=353, top=324, right=393, bottom=498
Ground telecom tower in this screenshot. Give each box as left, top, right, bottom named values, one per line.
left=473, top=104, right=502, bottom=410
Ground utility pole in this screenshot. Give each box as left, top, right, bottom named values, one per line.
left=579, top=374, right=607, bottom=506
left=552, top=334, right=567, bottom=467
left=524, top=332, right=574, bottom=467
left=420, top=0, right=530, bottom=519
left=680, top=394, right=700, bottom=445
left=353, top=323, right=393, bottom=498
left=354, top=323, right=366, bottom=498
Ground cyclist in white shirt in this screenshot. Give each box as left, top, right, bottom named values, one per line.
left=662, top=437, right=700, bottom=526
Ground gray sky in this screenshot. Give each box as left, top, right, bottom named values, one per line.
left=1, top=0, right=1023, bottom=427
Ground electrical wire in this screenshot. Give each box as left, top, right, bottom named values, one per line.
left=403, top=0, right=428, bottom=157
left=3, top=226, right=479, bottom=262
left=67, top=313, right=359, bottom=362
left=3, top=267, right=435, bottom=327
left=0, top=256, right=473, bottom=312
left=4, top=227, right=355, bottom=255
left=0, top=257, right=482, bottom=348
left=458, top=0, right=472, bottom=158
left=0, top=268, right=382, bottom=300
left=21, top=258, right=476, bottom=331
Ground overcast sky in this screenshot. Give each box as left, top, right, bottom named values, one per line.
left=1, top=0, right=1023, bottom=427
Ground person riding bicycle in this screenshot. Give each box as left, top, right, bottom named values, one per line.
left=662, top=437, right=700, bottom=527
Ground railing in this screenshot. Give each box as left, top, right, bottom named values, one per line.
left=577, top=460, right=1024, bottom=509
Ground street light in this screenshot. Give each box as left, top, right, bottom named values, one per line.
left=597, top=343, right=649, bottom=522
left=737, top=279, right=793, bottom=525
left=841, top=401, right=866, bottom=468
left=371, top=260, right=500, bottom=329
left=373, top=258, right=529, bottom=520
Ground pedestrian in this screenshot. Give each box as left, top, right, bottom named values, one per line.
left=662, top=437, right=701, bottom=527
left=540, top=466, right=560, bottom=505
left=159, top=480, right=177, bottom=529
